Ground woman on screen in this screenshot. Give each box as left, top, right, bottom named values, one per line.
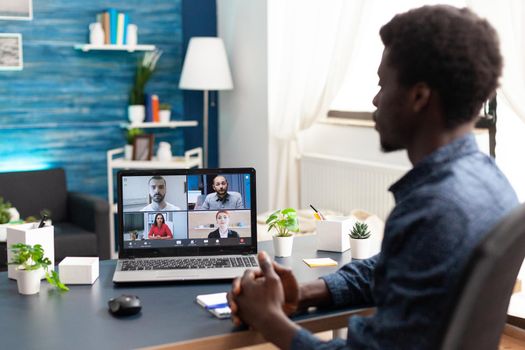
left=208, top=210, right=239, bottom=239
left=148, top=213, right=173, bottom=240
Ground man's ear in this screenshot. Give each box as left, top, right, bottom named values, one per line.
left=409, top=82, right=431, bottom=113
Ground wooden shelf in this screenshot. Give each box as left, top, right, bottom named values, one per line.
left=74, top=44, right=156, bottom=52
left=121, top=121, right=198, bottom=129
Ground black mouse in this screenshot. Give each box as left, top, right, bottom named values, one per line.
left=108, top=294, right=142, bottom=317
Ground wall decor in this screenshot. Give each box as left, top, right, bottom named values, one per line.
left=0, top=0, right=32, bottom=20
left=0, top=33, right=23, bottom=70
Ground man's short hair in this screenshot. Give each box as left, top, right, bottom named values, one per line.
left=149, top=176, right=166, bottom=186
left=380, top=5, right=502, bottom=128
left=213, top=175, right=228, bottom=184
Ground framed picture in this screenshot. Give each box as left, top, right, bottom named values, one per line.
left=133, top=134, right=154, bottom=161
left=0, top=33, right=23, bottom=70
left=0, top=0, right=33, bottom=20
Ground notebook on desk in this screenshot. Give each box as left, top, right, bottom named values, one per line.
left=112, top=168, right=259, bottom=283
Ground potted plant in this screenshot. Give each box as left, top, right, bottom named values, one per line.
left=124, top=127, right=144, bottom=160
left=0, top=197, right=20, bottom=241
left=9, top=243, right=69, bottom=295
left=266, top=208, right=299, bottom=257
left=159, top=103, right=171, bottom=123
left=349, top=222, right=371, bottom=259
left=128, top=50, right=163, bottom=124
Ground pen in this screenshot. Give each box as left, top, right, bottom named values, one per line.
left=38, top=214, right=48, bottom=228
left=309, top=204, right=326, bottom=220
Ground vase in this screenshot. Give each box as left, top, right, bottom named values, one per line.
left=128, top=105, right=145, bottom=124
left=17, top=268, right=43, bottom=295
left=350, top=238, right=371, bottom=259
left=350, top=209, right=385, bottom=256
left=157, top=142, right=172, bottom=162
left=124, top=144, right=133, bottom=160
left=159, top=110, right=171, bottom=123
left=273, top=235, right=294, bottom=257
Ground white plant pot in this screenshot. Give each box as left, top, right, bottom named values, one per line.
left=350, top=209, right=385, bottom=256
left=128, top=105, right=145, bottom=124
left=124, top=144, right=134, bottom=160
left=273, top=235, right=294, bottom=257
left=159, top=110, right=171, bottom=123
left=17, top=268, right=43, bottom=295
left=350, top=238, right=371, bottom=259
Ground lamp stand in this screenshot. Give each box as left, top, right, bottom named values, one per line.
left=203, top=89, right=209, bottom=168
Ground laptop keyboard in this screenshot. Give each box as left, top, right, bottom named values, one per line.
left=121, top=256, right=259, bottom=271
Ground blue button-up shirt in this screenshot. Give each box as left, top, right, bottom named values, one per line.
left=292, top=133, right=518, bottom=350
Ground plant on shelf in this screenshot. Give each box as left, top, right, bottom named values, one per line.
left=125, top=127, right=144, bottom=145
left=9, top=243, right=69, bottom=294
left=266, top=208, right=299, bottom=257
left=349, top=222, right=372, bottom=260
left=159, top=103, right=171, bottom=111
left=129, top=50, right=163, bottom=106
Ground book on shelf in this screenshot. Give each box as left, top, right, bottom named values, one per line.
left=95, top=9, right=131, bottom=46
left=152, top=95, right=159, bottom=123
left=108, top=8, right=118, bottom=45
left=145, top=93, right=153, bottom=123
left=117, top=13, right=125, bottom=45
left=102, top=12, right=110, bottom=45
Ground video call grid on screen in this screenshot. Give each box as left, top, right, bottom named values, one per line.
left=120, top=172, right=254, bottom=249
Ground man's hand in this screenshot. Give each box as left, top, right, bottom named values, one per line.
left=230, top=251, right=286, bottom=330
left=227, top=251, right=300, bottom=326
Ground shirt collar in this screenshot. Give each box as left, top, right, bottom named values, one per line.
left=389, top=133, right=479, bottom=201
left=215, top=192, right=230, bottom=202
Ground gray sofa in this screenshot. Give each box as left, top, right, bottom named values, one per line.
left=0, top=168, right=110, bottom=268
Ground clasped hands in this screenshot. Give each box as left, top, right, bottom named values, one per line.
left=226, top=251, right=300, bottom=330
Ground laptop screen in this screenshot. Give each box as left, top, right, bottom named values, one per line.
left=117, top=168, right=257, bottom=258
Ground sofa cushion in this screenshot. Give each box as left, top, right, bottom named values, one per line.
left=54, top=223, right=98, bottom=263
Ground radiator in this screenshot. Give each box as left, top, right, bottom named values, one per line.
left=300, top=153, right=409, bottom=221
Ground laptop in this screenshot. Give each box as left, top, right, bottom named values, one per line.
left=112, top=168, right=259, bottom=283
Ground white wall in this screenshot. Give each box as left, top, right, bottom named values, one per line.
left=217, top=0, right=270, bottom=213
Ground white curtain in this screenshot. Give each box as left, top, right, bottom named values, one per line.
left=268, top=0, right=367, bottom=210
left=467, top=0, right=525, bottom=124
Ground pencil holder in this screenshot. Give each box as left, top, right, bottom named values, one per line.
left=6, top=223, right=55, bottom=280
left=315, top=216, right=353, bottom=253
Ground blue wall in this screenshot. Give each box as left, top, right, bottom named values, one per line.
left=0, top=0, right=217, bottom=199
left=182, top=0, right=218, bottom=168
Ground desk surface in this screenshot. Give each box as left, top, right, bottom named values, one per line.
left=0, top=235, right=369, bottom=350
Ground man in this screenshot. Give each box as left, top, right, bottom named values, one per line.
left=228, top=5, right=519, bottom=350
left=201, top=175, right=243, bottom=210
left=141, top=176, right=180, bottom=211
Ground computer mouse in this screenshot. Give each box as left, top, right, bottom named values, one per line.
left=108, top=294, right=142, bottom=317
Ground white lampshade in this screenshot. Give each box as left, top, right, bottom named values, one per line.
left=179, top=37, right=233, bottom=90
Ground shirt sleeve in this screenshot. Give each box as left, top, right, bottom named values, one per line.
left=321, top=255, right=378, bottom=307
left=201, top=196, right=210, bottom=210
left=237, top=193, right=244, bottom=209
left=291, top=328, right=350, bottom=350
left=163, top=224, right=173, bottom=238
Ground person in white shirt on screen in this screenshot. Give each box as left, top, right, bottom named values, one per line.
left=141, top=176, right=180, bottom=211
left=201, top=175, right=243, bottom=210
left=208, top=210, right=240, bottom=239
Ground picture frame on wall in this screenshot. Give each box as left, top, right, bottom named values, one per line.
left=0, top=33, right=23, bottom=71
left=133, top=135, right=154, bottom=161
left=0, top=0, right=33, bottom=21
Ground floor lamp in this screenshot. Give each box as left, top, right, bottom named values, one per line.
left=179, top=37, right=233, bottom=168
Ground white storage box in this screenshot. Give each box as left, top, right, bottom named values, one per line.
left=316, top=216, right=354, bottom=253
left=59, top=257, right=99, bottom=285
left=7, top=223, right=55, bottom=280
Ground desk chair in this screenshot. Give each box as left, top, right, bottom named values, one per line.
left=441, top=203, right=525, bottom=350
